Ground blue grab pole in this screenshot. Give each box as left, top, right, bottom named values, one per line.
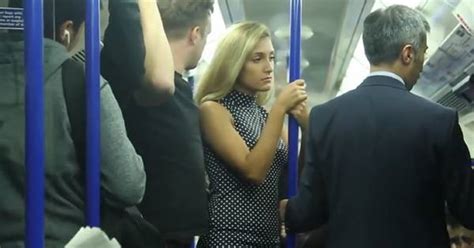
left=85, top=0, right=101, bottom=227
left=24, top=0, right=45, bottom=247
left=287, top=0, right=302, bottom=247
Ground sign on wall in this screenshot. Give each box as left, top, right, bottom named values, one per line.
left=0, top=7, right=23, bottom=30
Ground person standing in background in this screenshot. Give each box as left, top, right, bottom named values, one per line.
left=0, top=0, right=146, bottom=246
left=280, top=5, right=474, bottom=248
left=101, top=0, right=214, bottom=247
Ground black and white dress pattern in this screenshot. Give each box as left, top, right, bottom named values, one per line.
left=197, top=90, right=288, bottom=247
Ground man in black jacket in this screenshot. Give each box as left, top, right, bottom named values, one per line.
left=280, top=5, right=474, bottom=248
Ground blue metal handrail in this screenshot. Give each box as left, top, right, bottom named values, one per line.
left=85, top=0, right=101, bottom=227
left=24, top=0, right=45, bottom=247
left=287, top=0, right=302, bottom=247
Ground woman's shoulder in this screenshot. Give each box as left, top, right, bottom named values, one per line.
left=199, top=100, right=223, bottom=110
left=199, top=100, right=232, bottom=119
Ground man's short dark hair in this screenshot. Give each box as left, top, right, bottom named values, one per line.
left=157, top=0, right=214, bottom=40
left=9, top=0, right=86, bottom=40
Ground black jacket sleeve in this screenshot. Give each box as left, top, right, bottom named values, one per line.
left=443, top=111, right=474, bottom=229
left=286, top=107, right=329, bottom=233
left=101, top=0, right=145, bottom=98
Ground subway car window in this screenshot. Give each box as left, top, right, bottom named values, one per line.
left=0, top=0, right=473, bottom=247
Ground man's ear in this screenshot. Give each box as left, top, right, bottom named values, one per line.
left=400, top=44, right=414, bottom=65
left=57, top=20, right=75, bottom=46
left=189, top=26, right=201, bottom=45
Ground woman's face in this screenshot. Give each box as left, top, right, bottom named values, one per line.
left=235, top=37, right=275, bottom=95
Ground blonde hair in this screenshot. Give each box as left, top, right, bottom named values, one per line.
left=195, top=21, right=272, bottom=106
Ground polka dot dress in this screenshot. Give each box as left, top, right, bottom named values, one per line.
left=197, top=90, right=288, bottom=247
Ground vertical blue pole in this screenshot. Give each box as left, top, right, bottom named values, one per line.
left=24, top=0, right=45, bottom=247
left=85, top=0, right=101, bottom=227
left=287, top=0, right=302, bottom=247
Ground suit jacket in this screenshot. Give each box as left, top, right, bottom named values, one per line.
left=286, top=76, right=474, bottom=248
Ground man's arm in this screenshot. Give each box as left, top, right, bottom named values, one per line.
left=443, top=111, right=474, bottom=229
left=283, top=108, right=328, bottom=233
left=133, top=0, right=174, bottom=105
left=100, top=82, right=146, bottom=207
left=101, top=0, right=174, bottom=105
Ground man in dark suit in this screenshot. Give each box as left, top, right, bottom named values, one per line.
left=280, top=5, right=474, bottom=248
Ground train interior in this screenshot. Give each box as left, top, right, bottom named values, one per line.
left=0, top=0, right=473, bottom=246
left=1, top=0, right=472, bottom=149
left=98, top=0, right=473, bottom=152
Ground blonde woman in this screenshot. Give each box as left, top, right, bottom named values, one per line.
left=195, top=21, right=308, bottom=247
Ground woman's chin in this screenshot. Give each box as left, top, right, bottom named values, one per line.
left=258, top=84, right=272, bottom=92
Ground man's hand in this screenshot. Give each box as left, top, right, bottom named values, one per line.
left=280, top=199, right=289, bottom=239
left=289, top=100, right=309, bottom=131
left=279, top=199, right=288, bottom=222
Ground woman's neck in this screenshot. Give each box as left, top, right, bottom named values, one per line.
left=233, top=84, right=257, bottom=96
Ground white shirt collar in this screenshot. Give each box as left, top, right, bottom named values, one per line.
left=368, top=71, right=405, bottom=86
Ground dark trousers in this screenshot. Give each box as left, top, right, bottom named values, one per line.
left=164, top=238, right=193, bottom=248
left=102, top=207, right=165, bottom=248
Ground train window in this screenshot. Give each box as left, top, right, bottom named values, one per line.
left=191, top=0, right=226, bottom=84
left=200, top=0, right=226, bottom=63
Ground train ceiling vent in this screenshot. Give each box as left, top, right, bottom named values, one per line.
left=437, top=89, right=470, bottom=112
